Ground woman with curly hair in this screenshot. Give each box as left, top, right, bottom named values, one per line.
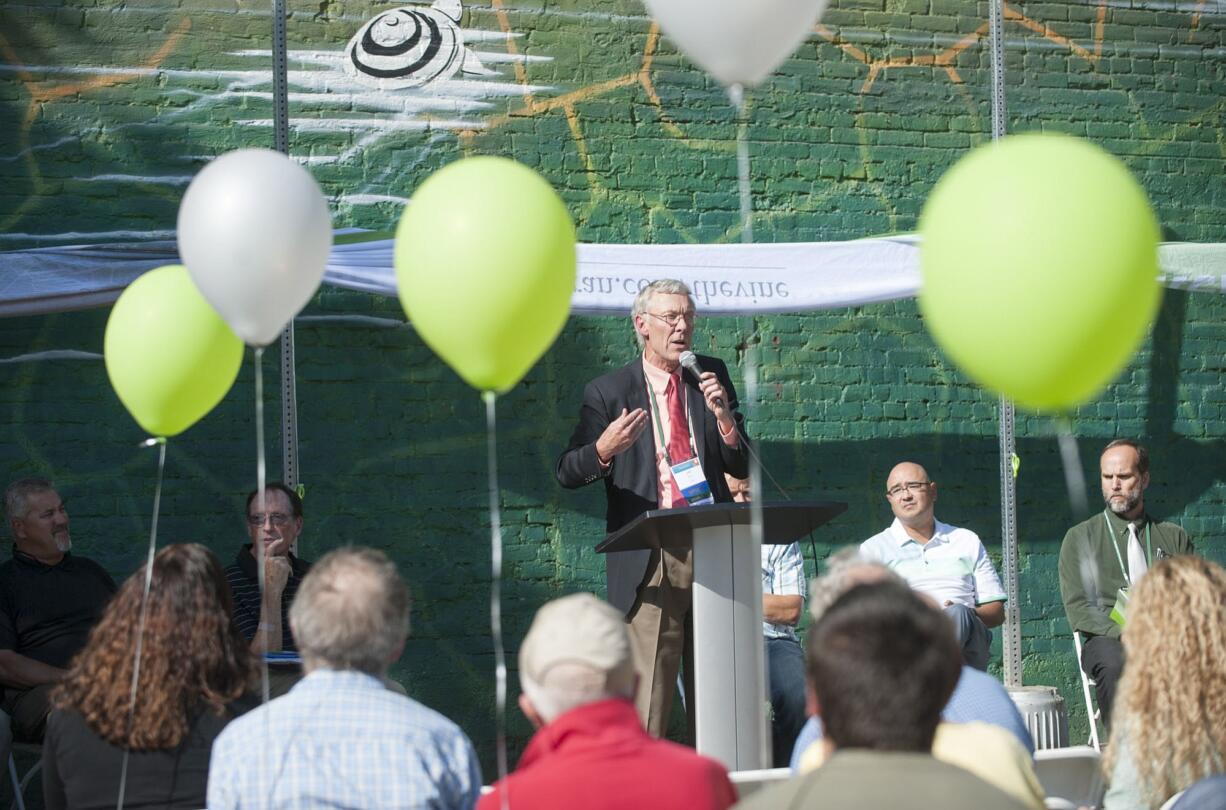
left=1104, top=555, right=1226, bottom=809
left=41, top=543, right=258, bottom=809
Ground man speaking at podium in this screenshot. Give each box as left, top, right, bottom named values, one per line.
left=556, top=279, right=750, bottom=738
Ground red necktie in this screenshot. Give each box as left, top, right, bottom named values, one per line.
left=666, top=372, right=691, bottom=507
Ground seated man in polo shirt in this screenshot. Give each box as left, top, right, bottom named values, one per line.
left=0, top=479, right=116, bottom=741
left=859, top=462, right=1006, bottom=671
left=226, top=483, right=311, bottom=655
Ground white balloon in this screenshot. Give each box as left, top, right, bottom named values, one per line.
left=643, top=0, right=829, bottom=88
left=177, top=149, right=333, bottom=347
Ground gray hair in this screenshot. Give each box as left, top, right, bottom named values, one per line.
left=520, top=662, right=636, bottom=724
left=289, top=547, right=411, bottom=674
left=630, top=279, right=695, bottom=348
left=809, top=547, right=906, bottom=623
left=5, top=478, right=55, bottom=528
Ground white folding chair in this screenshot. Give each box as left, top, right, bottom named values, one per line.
left=1035, top=746, right=1105, bottom=810
left=1073, top=631, right=1103, bottom=751
left=729, top=768, right=792, bottom=801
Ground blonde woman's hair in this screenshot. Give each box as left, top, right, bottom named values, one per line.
left=1104, top=555, right=1226, bottom=806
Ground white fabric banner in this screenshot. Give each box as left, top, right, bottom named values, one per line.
left=0, top=235, right=1222, bottom=318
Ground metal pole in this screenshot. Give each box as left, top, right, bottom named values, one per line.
left=271, top=0, right=300, bottom=490
left=988, top=0, right=1022, bottom=687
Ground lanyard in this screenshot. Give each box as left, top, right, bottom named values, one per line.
left=1102, top=510, right=1151, bottom=581
left=644, top=371, right=699, bottom=467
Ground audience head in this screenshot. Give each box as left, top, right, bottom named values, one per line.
left=245, top=482, right=303, bottom=559
left=884, top=461, right=937, bottom=529
left=289, top=546, right=410, bottom=675
left=725, top=474, right=751, bottom=503
left=807, top=580, right=961, bottom=753
left=1108, top=556, right=1226, bottom=806
left=1100, top=439, right=1149, bottom=518
left=808, top=547, right=904, bottom=623
left=630, top=279, right=696, bottom=355
left=517, top=593, right=636, bottom=727
left=53, top=543, right=254, bottom=748
left=5, top=477, right=70, bottom=562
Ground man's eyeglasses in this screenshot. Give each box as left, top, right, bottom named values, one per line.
left=247, top=512, right=292, bottom=527
left=886, top=481, right=931, bottom=499
left=645, top=310, right=696, bottom=327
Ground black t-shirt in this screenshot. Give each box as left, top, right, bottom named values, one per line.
left=42, top=695, right=258, bottom=810
left=0, top=549, right=116, bottom=669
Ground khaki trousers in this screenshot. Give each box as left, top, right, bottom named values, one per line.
left=625, top=547, right=695, bottom=740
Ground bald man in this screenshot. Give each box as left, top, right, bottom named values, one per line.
left=859, top=462, right=1006, bottom=671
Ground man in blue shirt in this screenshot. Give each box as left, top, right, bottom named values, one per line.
left=208, top=547, right=481, bottom=809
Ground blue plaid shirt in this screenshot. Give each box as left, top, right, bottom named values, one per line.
left=207, top=669, right=481, bottom=809
left=762, top=542, right=806, bottom=640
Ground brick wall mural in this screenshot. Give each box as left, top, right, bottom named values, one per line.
left=1, top=0, right=1223, bottom=767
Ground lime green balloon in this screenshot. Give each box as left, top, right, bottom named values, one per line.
left=919, top=133, right=1162, bottom=411
left=105, top=265, right=244, bottom=437
left=394, top=157, right=577, bottom=393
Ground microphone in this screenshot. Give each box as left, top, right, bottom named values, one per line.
left=684, top=351, right=796, bottom=507
left=679, top=351, right=725, bottom=410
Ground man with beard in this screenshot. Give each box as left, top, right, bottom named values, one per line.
left=0, top=479, right=115, bottom=742
left=1058, top=439, right=1193, bottom=725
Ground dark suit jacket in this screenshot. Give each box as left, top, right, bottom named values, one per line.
left=556, top=354, right=751, bottom=610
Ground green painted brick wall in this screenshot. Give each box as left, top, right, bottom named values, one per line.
left=2, top=0, right=1224, bottom=773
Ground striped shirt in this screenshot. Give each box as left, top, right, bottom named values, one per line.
left=762, top=541, right=806, bottom=640
left=224, top=545, right=310, bottom=653
left=207, top=669, right=482, bottom=809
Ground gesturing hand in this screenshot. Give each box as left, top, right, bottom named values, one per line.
left=596, top=408, right=648, bottom=463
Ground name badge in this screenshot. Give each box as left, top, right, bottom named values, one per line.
left=1110, top=586, right=1130, bottom=627
left=670, top=457, right=714, bottom=506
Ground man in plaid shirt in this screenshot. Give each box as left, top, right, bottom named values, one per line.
left=207, top=547, right=481, bottom=809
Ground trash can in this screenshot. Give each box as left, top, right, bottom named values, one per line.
left=1007, top=685, right=1069, bottom=750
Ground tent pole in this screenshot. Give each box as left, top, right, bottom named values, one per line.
left=270, top=0, right=301, bottom=492
left=988, top=0, right=1022, bottom=687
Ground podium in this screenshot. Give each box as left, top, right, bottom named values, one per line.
left=596, top=501, right=846, bottom=770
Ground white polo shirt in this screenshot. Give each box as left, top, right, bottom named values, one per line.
left=860, top=518, right=1006, bottom=608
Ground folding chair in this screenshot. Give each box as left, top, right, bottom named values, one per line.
left=6, top=743, right=41, bottom=810
left=1034, top=745, right=1104, bottom=810
left=729, top=768, right=792, bottom=801
left=1, top=710, right=41, bottom=810
left=1073, top=631, right=1103, bottom=751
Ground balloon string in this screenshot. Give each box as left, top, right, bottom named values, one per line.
left=1057, top=418, right=1089, bottom=519
left=117, top=436, right=167, bottom=810
left=744, top=349, right=763, bottom=514
left=742, top=350, right=769, bottom=764
left=254, top=345, right=270, bottom=705
left=728, top=82, right=753, bottom=245
left=483, top=391, right=509, bottom=810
